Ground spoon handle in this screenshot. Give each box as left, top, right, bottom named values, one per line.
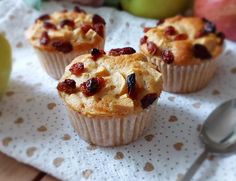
left=181, top=149, right=208, bottom=181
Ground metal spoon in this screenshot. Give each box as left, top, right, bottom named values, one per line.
left=181, top=98, right=236, bottom=181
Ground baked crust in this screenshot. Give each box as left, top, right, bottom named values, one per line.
left=140, top=16, right=223, bottom=65
left=58, top=53, right=163, bottom=117
left=25, top=10, right=105, bottom=52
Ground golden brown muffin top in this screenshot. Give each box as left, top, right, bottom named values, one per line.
left=25, top=6, right=105, bottom=54
left=57, top=48, right=163, bottom=117
left=140, top=16, right=224, bottom=65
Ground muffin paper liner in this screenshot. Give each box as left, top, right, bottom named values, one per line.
left=34, top=41, right=104, bottom=80
left=66, top=102, right=157, bottom=147
left=148, top=57, right=217, bottom=93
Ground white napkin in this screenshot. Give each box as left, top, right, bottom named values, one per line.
left=0, top=0, right=236, bottom=180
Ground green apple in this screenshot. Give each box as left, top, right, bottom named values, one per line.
left=0, top=33, right=11, bottom=99
left=120, top=0, right=190, bottom=19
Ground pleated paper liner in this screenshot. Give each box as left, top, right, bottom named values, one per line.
left=66, top=101, right=157, bottom=147
left=148, top=56, right=217, bottom=93
left=34, top=41, right=104, bottom=80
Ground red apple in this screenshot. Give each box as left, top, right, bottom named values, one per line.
left=194, top=0, right=236, bottom=41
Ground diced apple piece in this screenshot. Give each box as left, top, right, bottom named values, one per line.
left=95, top=66, right=110, bottom=77
left=113, top=96, right=134, bottom=112
left=111, top=72, right=126, bottom=95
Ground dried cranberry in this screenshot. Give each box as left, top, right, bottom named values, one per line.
left=74, top=6, right=86, bottom=13
left=80, top=77, right=105, bottom=96
left=126, top=73, right=136, bottom=99
left=140, top=36, right=148, bottom=45
left=36, top=14, right=50, bottom=22
left=216, top=32, right=225, bottom=45
left=60, top=19, right=75, bottom=28
left=156, top=19, right=164, bottom=26
left=203, top=18, right=216, bottom=34
left=39, top=31, right=50, bottom=45
left=143, top=27, right=151, bottom=33
left=193, top=44, right=212, bottom=60
left=81, top=24, right=93, bottom=34
left=174, top=33, right=188, bottom=41
left=108, top=47, right=136, bottom=56
left=147, top=42, right=159, bottom=55
left=93, top=23, right=104, bottom=37
left=90, top=48, right=105, bottom=60
left=52, top=41, right=73, bottom=53
left=43, top=22, right=57, bottom=30
left=141, top=93, right=157, bottom=109
left=164, top=26, right=177, bottom=36
left=161, top=50, right=174, bottom=64
left=92, top=14, right=106, bottom=25
left=69, top=62, right=84, bottom=76
left=91, top=48, right=100, bottom=56
left=57, top=79, right=77, bottom=94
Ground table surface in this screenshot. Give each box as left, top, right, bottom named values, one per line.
left=0, top=152, right=59, bottom=181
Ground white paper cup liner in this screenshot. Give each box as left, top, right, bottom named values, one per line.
left=148, top=57, right=217, bottom=93
left=34, top=41, right=104, bottom=80
left=66, top=102, right=157, bottom=147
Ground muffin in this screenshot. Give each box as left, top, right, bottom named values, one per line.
left=26, top=6, right=105, bottom=79
left=140, top=16, right=224, bottom=93
left=57, top=47, right=163, bottom=146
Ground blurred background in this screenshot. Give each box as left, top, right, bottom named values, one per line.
left=23, top=0, right=236, bottom=42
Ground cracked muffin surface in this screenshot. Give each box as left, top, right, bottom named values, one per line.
left=140, top=16, right=224, bottom=65
left=26, top=7, right=105, bottom=53
left=57, top=48, right=163, bottom=117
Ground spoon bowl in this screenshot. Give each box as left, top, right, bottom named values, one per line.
left=201, top=98, right=236, bottom=153
left=182, top=98, right=236, bottom=181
